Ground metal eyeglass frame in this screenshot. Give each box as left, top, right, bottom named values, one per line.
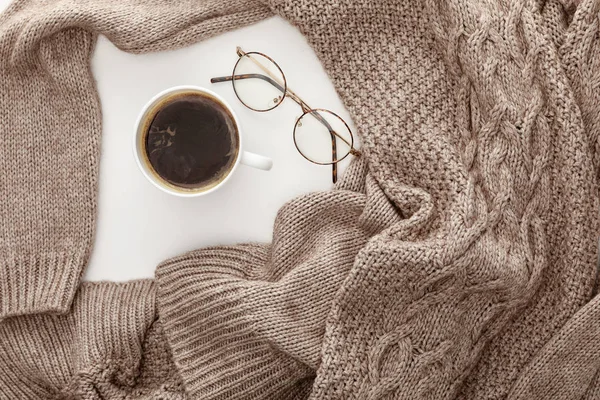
left=210, top=46, right=361, bottom=183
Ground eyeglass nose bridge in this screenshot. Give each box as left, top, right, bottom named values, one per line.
left=212, top=46, right=361, bottom=184
left=286, top=91, right=310, bottom=113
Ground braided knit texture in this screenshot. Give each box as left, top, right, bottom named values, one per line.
left=267, top=0, right=600, bottom=398
left=2, top=0, right=600, bottom=399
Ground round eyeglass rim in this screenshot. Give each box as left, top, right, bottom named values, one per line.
left=231, top=51, right=288, bottom=113
left=293, top=108, right=355, bottom=166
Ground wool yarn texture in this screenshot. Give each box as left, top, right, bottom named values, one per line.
left=1, top=0, right=600, bottom=399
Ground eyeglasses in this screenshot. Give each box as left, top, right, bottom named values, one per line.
left=211, top=47, right=361, bottom=183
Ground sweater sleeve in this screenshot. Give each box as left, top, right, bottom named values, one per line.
left=155, top=159, right=404, bottom=399
left=0, top=0, right=271, bottom=319
left=0, top=280, right=180, bottom=399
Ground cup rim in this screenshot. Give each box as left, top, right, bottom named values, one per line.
left=133, top=85, right=243, bottom=198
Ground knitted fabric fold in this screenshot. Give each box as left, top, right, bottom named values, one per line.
left=264, top=0, right=600, bottom=398
left=0, top=0, right=272, bottom=319
left=2, top=0, right=600, bottom=399
left=155, top=158, right=403, bottom=399
left=456, top=1, right=600, bottom=397
left=0, top=280, right=185, bottom=399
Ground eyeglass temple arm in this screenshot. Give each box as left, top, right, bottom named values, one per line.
left=213, top=48, right=360, bottom=184
left=211, top=74, right=340, bottom=183
left=309, top=110, right=338, bottom=183
left=211, top=74, right=354, bottom=149
left=233, top=48, right=361, bottom=157
left=210, top=74, right=285, bottom=93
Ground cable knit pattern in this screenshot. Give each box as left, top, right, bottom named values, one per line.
left=265, top=0, right=598, bottom=398
left=2, top=0, right=600, bottom=399
left=451, top=1, right=600, bottom=398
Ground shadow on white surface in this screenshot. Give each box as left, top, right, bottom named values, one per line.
left=85, top=16, right=356, bottom=281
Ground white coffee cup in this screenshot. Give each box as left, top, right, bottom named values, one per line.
left=133, top=86, right=272, bottom=197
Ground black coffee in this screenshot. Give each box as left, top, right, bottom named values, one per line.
left=143, top=92, right=239, bottom=190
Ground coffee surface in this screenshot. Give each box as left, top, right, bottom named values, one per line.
left=144, top=93, right=238, bottom=190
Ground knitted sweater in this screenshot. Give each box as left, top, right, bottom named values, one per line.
left=1, top=0, right=600, bottom=399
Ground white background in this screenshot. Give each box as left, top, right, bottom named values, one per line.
left=0, top=1, right=354, bottom=281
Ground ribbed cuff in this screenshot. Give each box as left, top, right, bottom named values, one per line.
left=0, top=280, right=165, bottom=399
left=0, top=249, right=87, bottom=319
left=69, top=280, right=159, bottom=373
left=156, top=246, right=314, bottom=399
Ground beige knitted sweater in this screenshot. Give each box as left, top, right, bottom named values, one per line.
left=2, top=0, right=600, bottom=399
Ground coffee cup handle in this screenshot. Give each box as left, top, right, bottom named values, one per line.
left=240, top=151, right=273, bottom=171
